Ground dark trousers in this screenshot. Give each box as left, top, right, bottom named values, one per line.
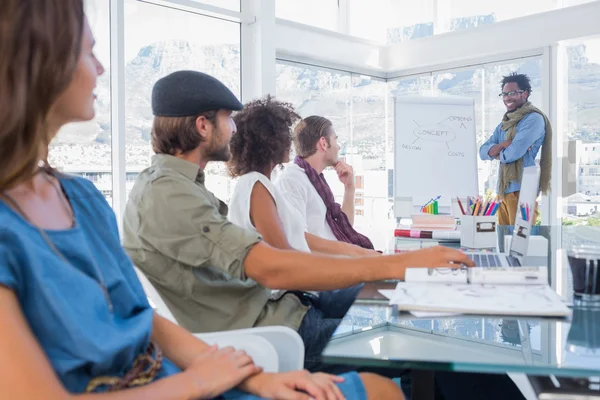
left=295, top=284, right=364, bottom=372
left=294, top=287, right=525, bottom=400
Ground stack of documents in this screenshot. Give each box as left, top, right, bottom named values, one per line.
left=387, top=267, right=571, bottom=317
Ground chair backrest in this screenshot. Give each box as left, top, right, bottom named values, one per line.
left=133, top=266, right=178, bottom=323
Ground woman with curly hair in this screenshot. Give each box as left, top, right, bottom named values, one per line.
left=228, top=96, right=376, bottom=257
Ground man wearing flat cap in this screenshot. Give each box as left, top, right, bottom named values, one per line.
left=121, top=70, right=474, bottom=377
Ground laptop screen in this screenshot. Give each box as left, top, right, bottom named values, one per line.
left=509, top=166, right=541, bottom=258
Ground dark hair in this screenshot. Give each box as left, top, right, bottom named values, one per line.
left=151, top=110, right=217, bottom=155
left=293, top=115, right=333, bottom=158
left=0, top=0, right=85, bottom=190
left=501, top=73, right=532, bottom=94
left=228, top=95, right=300, bottom=177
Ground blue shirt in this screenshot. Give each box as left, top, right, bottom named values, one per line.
left=0, top=176, right=180, bottom=393
left=479, top=112, right=546, bottom=194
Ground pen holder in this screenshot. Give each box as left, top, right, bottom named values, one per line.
left=460, top=216, right=497, bottom=249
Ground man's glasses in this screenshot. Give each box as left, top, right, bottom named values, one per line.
left=499, top=90, right=525, bottom=98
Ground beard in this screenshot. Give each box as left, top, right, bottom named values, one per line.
left=206, top=144, right=230, bottom=162
left=205, top=127, right=231, bottom=162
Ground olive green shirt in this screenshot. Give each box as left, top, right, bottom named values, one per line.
left=123, top=154, right=308, bottom=333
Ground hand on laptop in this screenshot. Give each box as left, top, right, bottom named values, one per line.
left=403, top=246, right=475, bottom=269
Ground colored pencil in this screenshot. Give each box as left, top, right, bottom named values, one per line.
left=473, top=200, right=481, bottom=217
left=481, top=198, right=490, bottom=216
left=457, top=197, right=466, bottom=215
left=485, top=201, right=495, bottom=216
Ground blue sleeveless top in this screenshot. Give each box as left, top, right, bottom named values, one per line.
left=0, top=176, right=180, bottom=393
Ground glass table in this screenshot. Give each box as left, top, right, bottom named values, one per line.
left=322, top=283, right=600, bottom=399
left=322, top=225, right=600, bottom=398
left=323, top=287, right=600, bottom=378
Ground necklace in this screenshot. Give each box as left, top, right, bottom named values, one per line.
left=0, top=172, right=114, bottom=314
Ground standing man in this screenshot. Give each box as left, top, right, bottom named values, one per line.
left=479, top=73, right=552, bottom=225
left=275, top=116, right=375, bottom=252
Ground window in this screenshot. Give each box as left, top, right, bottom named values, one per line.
left=355, top=175, right=364, bottom=189
left=276, top=62, right=351, bottom=153
left=433, top=67, right=484, bottom=192
left=276, top=62, right=352, bottom=230
left=440, top=0, right=555, bottom=33
left=124, top=0, right=241, bottom=202
left=193, top=0, right=239, bottom=12
left=277, top=56, right=545, bottom=249
left=385, top=0, right=435, bottom=43
left=347, top=0, right=434, bottom=43
left=347, top=0, right=388, bottom=42
left=388, top=75, right=433, bottom=161
left=350, top=75, right=390, bottom=244
left=49, top=0, right=112, bottom=205
left=386, top=57, right=542, bottom=214
left=276, top=0, right=338, bottom=31
left=386, top=75, right=433, bottom=226
left=483, top=58, right=543, bottom=196
left=284, top=0, right=596, bottom=42
left=351, top=75, right=387, bottom=165
left=277, top=62, right=395, bottom=248
left=562, top=0, right=598, bottom=5
left=562, top=36, right=600, bottom=244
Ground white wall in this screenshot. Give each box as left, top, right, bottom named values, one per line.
left=275, top=19, right=387, bottom=77
left=386, top=1, right=600, bottom=75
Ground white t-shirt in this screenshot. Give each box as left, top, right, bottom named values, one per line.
left=274, top=163, right=337, bottom=242
left=228, top=172, right=310, bottom=253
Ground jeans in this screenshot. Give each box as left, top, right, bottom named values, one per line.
left=219, top=371, right=367, bottom=400
left=295, top=284, right=364, bottom=373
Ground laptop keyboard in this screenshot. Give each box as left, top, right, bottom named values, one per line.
left=468, top=254, right=502, bottom=267
left=467, top=253, right=522, bottom=267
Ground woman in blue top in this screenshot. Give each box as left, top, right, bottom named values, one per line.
left=0, top=1, right=404, bottom=399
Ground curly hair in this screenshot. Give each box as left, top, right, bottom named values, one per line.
left=228, top=95, right=300, bottom=177
left=501, top=73, right=532, bottom=94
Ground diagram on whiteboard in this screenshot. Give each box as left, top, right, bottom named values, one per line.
left=394, top=96, right=478, bottom=211
left=410, top=116, right=472, bottom=153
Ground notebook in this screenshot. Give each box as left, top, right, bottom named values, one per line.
left=388, top=266, right=571, bottom=317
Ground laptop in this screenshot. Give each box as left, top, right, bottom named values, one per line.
left=464, top=166, right=541, bottom=268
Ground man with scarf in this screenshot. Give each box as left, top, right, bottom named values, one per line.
left=480, top=73, right=552, bottom=225
left=275, top=116, right=376, bottom=251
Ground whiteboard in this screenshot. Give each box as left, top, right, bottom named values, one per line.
left=394, top=96, right=478, bottom=216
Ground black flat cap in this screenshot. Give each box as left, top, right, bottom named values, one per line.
left=151, top=70, right=243, bottom=117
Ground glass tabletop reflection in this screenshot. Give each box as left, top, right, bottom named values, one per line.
left=322, top=286, right=600, bottom=377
